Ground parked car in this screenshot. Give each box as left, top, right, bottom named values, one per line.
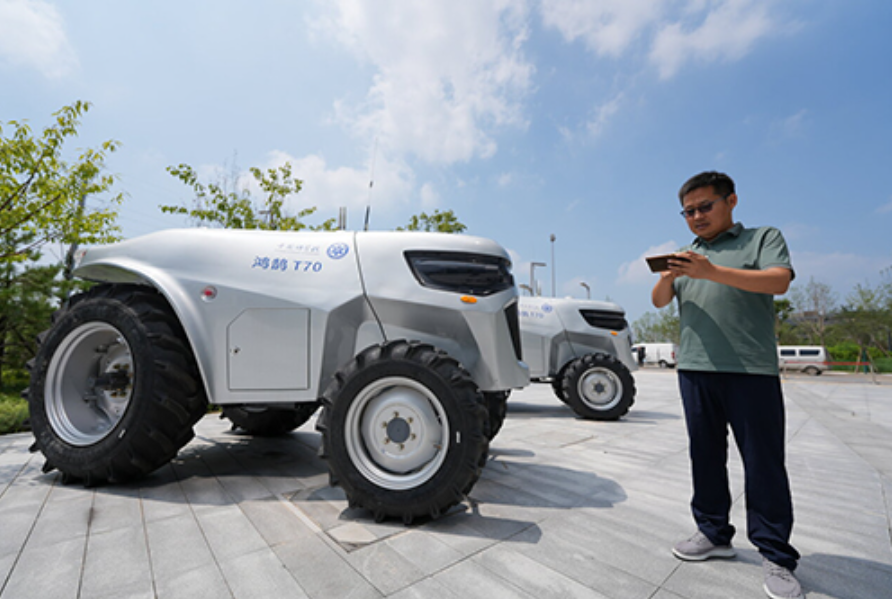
left=778, top=345, right=830, bottom=375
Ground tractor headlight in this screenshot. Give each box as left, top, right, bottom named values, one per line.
left=405, top=251, right=514, bottom=297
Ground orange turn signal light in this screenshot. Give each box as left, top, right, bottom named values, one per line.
left=460, top=295, right=478, bottom=304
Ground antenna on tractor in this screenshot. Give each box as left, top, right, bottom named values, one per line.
left=363, top=137, right=378, bottom=231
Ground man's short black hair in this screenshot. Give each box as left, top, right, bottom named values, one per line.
left=678, top=171, right=735, bottom=203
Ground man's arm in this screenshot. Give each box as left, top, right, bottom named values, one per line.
left=673, top=251, right=792, bottom=295
left=652, top=269, right=679, bottom=308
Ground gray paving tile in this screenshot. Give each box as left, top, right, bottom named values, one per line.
left=474, top=543, right=614, bottom=598
left=154, top=563, right=234, bottom=599
left=80, top=527, right=153, bottom=599
left=273, top=535, right=382, bottom=599
left=1, top=536, right=84, bottom=599
left=193, top=504, right=270, bottom=563
left=431, top=558, right=538, bottom=598
left=218, top=548, right=309, bottom=599
left=343, top=541, right=428, bottom=596
left=145, top=512, right=218, bottom=582
left=1, top=372, right=891, bottom=599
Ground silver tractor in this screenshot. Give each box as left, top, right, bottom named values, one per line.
left=519, top=296, right=636, bottom=420
left=26, top=229, right=528, bottom=523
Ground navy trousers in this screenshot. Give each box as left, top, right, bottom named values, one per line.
left=678, top=370, right=800, bottom=570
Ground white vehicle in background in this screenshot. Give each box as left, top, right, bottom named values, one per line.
left=519, top=297, right=637, bottom=420
left=632, top=342, right=679, bottom=368
left=778, top=346, right=830, bottom=375
left=25, top=229, right=529, bottom=523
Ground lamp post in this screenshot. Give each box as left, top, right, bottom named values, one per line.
left=550, top=234, right=556, bottom=297
left=519, top=284, right=533, bottom=296
left=580, top=282, right=590, bottom=299
left=530, top=262, right=546, bottom=297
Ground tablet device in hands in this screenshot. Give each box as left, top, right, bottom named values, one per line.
left=646, top=253, right=690, bottom=273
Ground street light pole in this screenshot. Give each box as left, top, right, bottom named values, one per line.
left=550, top=234, right=556, bottom=297
left=580, top=281, right=590, bottom=299
left=530, top=262, right=546, bottom=297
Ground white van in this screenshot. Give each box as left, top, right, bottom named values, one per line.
left=631, top=343, right=678, bottom=368
left=778, top=346, right=829, bottom=375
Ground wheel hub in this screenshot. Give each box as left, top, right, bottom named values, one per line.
left=346, top=376, right=449, bottom=490
left=578, top=368, right=622, bottom=409
left=45, top=322, right=134, bottom=446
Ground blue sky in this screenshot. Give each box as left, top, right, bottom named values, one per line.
left=2, top=0, right=890, bottom=324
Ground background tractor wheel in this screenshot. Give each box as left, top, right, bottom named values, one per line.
left=222, top=403, right=319, bottom=436
left=561, top=353, right=635, bottom=421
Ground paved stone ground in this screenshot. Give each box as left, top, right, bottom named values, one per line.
left=1, top=370, right=890, bottom=599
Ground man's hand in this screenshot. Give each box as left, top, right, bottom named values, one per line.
left=667, top=251, right=792, bottom=295
left=667, top=251, right=713, bottom=280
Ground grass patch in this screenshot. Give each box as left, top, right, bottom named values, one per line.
left=0, top=391, right=30, bottom=436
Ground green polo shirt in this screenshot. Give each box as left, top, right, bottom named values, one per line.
left=672, top=223, right=794, bottom=375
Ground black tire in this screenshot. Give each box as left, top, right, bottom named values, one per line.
left=26, top=284, right=208, bottom=485
left=550, top=374, right=567, bottom=403
left=561, top=353, right=635, bottom=421
left=550, top=363, right=571, bottom=404
left=803, top=366, right=821, bottom=376
left=223, top=403, right=318, bottom=436
left=316, top=340, right=487, bottom=524
left=483, top=391, right=509, bottom=441
left=658, top=360, right=668, bottom=368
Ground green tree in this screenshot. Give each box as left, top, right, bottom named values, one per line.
left=397, top=209, right=466, bottom=233
left=161, top=161, right=335, bottom=231
left=632, top=303, right=680, bottom=344
left=789, top=277, right=837, bottom=346
left=0, top=240, right=63, bottom=385
left=1, top=102, right=122, bottom=385
left=1, top=101, right=122, bottom=261
left=833, top=281, right=892, bottom=367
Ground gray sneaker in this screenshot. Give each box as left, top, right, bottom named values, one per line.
left=762, top=558, right=803, bottom=599
left=672, top=531, right=736, bottom=561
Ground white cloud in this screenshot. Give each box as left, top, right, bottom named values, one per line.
left=539, top=0, right=662, bottom=57
left=313, top=0, right=534, bottom=164
left=540, top=0, right=783, bottom=80
left=0, top=0, right=77, bottom=78
left=650, top=0, right=776, bottom=80
left=586, top=92, right=624, bottom=138
left=193, top=150, right=417, bottom=227
left=419, top=183, right=440, bottom=209
left=266, top=150, right=415, bottom=218
left=616, top=240, right=679, bottom=285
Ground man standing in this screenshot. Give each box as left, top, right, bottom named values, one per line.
left=652, top=171, right=803, bottom=599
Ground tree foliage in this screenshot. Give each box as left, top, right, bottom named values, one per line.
left=397, top=209, right=466, bottom=233
left=632, top=303, right=680, bottom=344
left=161, top=161, right=335, bottom=231
left=789, top=277, right=837, bottom=347
left=0, top=101, right=122, bottom=261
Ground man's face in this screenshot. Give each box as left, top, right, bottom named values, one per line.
left=681, top=186, right=737, bottom=241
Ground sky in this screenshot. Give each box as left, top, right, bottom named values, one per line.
left=2, top=0, right=891, bottom=324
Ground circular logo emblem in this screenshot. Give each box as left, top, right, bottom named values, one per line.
left=541, top=303, right=553, bottom=313
left=327, top=242, right=350, bottom=260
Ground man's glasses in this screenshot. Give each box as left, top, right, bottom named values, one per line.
left=680, top=196, right=726, bottom=219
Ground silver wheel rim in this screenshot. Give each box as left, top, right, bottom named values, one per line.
left=345, top=376, right=448, bottom=491
left=45, top=322, right=134, bottom=446
left=577, top=367, right=622, bottom=411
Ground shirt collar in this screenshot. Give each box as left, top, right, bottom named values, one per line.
left=692, top=222, right=743, bottom=248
